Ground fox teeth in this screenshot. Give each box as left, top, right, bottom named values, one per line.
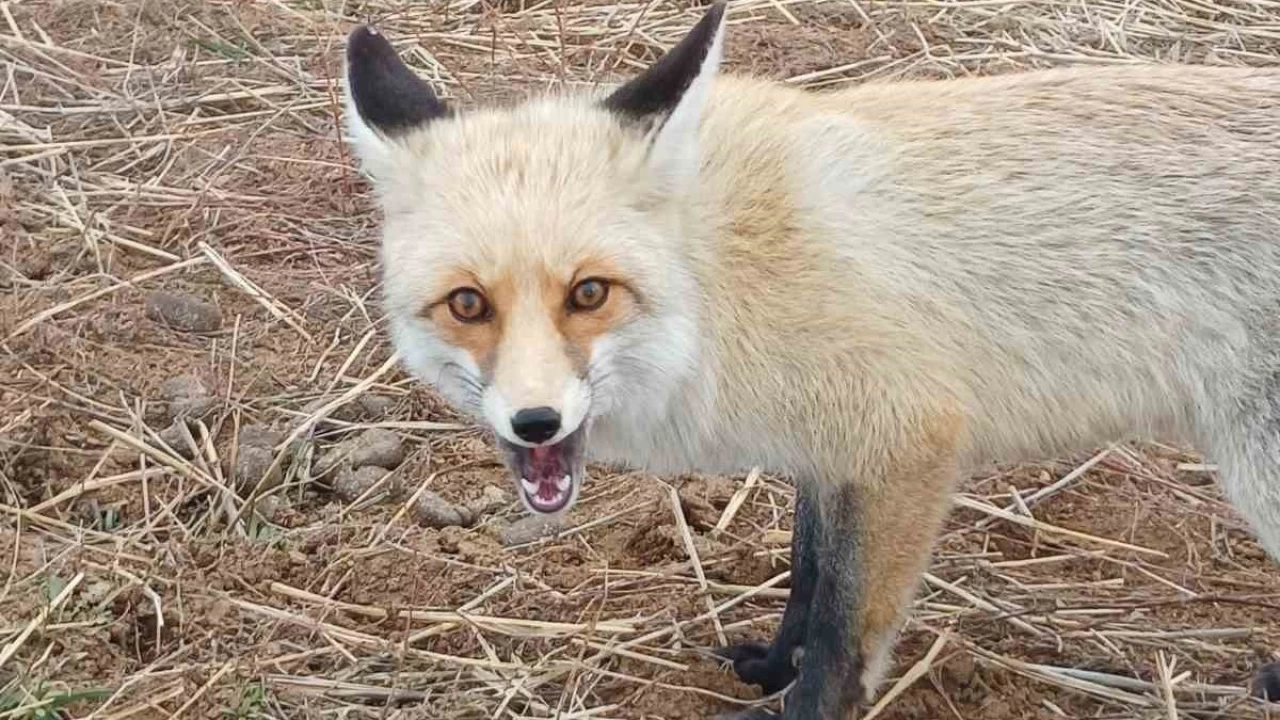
left=520, top=478, right=539, bottom=495
left=556, top=475, right=571, bottom=492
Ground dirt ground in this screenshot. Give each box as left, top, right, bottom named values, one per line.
left=4, top=0, right=1280, bottom=718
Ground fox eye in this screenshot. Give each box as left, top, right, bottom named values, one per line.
left=447, top=288, right=490, bottom=323
left=569, top=278, right=609, bottom=312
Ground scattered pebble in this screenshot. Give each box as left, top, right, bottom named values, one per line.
left=228, top=425, right=297, bottom=493
left=145, top=291, right=223, bottom=332
left=465, top=485, right=511, bottom=518
left=346, top=428, right=405, bottom=468
left=80, top=580, right=116, bottom=607
left=161, top=374, right=215, bottom=420
left=941, top=653, right=978, bottom=688
left=356, top=394, right=396, bottom=419
left=251, top=495, right=286, bottom=522
left=157, top=420, right=197, bottom=459
left=334, top=465, right=396, bottom=503
left=301, top=394, right=397, bottom=423
left=238, top=424, right=285, bottom=450
left=498, top=515, right=562, bottom=546
left=233, top=445, right=281, bottom=493
left=314, top=428, right=405, bottom=478
left=414, top=490, right=468, bottom=529
left=301, top=397, right=359, bottom=423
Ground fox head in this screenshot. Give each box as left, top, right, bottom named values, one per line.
left=341, top=3, right=727, bottom=515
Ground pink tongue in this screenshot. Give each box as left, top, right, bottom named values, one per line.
left=527, top=445, right=565, bottom=501
left=529, top=445, right=563, bottom=477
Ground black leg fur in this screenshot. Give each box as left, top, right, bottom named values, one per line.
left=718, top=484, right=865, bottom=720
left=1253, top=661, right=1280, bottom=702
left=783, top=483, right=866, bottom=718
left=717, top=486, right=819, bottom=695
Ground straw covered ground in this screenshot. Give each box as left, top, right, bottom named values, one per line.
left=5, top=0, right=1280, bottom=717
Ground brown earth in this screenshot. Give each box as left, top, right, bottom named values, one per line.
left=3, top=0, right=1280, bottom=718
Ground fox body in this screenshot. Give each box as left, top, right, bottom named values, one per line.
left=343, top=5, right=1280, bottom=717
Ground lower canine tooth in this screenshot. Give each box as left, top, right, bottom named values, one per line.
left=556, top=475, right=571, bottom=491
left=520, top=478, right=539, bottom=495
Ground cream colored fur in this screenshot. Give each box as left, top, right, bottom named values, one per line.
left=346, top=20, right=1280, bottom=710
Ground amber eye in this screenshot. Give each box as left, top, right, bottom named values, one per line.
left=569, top=278, right=609, bottom=312
left=446, top=288, right=490, bottom=323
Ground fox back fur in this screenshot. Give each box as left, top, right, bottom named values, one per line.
left=343, top=4, right=1280, bottom=717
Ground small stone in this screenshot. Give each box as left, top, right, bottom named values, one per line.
left=346, top=428, right=405, bottom=468
left=315, top=428, right=405, bottom=477
left=465, top=485, right=511, bottom=518
left=233, top=445, right=282, bottom=493
left=413, top=490, right=468, bottom=529
left=81, top=580, right=115, bottom=607
left=498, top=515, right=562, bottom=546
left=252, top=495, right=285, bottom=522
left=145, top=292, right=222, bottom=332
left=161, top=374, right=205, bottom=401
left=301, top=397, right=359, bottom=423
left=157, top=420, right=197, bottom=459
left=239, top=424, right=284, bottom=450
left=356, top=394, right=396, bottom=419
left=941, top=653, right=977, bottom=688
left=334, top=465, right=395, bottom=503
left=161, top=374, right=215, bottom=420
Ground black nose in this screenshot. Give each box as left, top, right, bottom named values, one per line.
left=511, top=406, right=561, bottom=444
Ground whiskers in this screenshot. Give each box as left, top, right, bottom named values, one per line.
left=438, top=361, right=485, bottom=414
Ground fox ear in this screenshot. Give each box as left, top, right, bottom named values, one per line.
left=342, top=25, right=449, bottom=177
left=603, top=2, right=728, bottom=190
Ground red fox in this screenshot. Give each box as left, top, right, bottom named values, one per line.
left=342, top=3, right=1280, bottom=717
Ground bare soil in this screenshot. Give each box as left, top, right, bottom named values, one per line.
left=3, top=0, right=1280, bottom=718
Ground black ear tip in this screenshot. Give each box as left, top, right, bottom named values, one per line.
left=343, top=22, right=448, bottom=133
left=346, top=24, right=393, bottom=67
left=706, top=1, right=728, bottom=25
left=600, top=0, right=728, bottom=121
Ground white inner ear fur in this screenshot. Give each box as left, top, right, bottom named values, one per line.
left=340, top=60, right=398, bottom=182
left=644, top=11, right=727, bottom=192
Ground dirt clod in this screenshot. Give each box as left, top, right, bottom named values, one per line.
left=315, top=428, right=405, bottom=478
left=498, top=514, right=562, bottom=546
left=252, top=494, right=286, bottom=521
left=233, top=445, right=281, bottom=492
left=334, top=465, right=395, bottom=503
left=414, top=489, right=468, bottom=528
left=239, top=424, right=284, bottom=450
left=357, top=394, right=396, bottom=419
left=157, top=420, right=196, bottom=459
left=465, top=484, right=511, bottom=519
left=678, top=474, right=736, bottom=530
left=161, top=374, right=215, bottom=419
left=145, top=291, right=223, bottom=332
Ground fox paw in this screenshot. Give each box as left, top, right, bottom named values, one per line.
left=715, top=643, right=797, bottom=695
left=1253, top=661, right=1280, bottom=702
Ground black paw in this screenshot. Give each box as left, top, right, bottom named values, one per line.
left=1252, top=661, right=1280, bottom=702
left=715, top=643, right=797, bottom=695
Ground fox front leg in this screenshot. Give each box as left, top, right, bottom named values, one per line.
left=722, top=424, right=962, bottom=719
left=717, top=484, right=819, bottom=695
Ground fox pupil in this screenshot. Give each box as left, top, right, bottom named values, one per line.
left=448, top=289, right=486, bottom=321
left=572, top=279, right=607, bottom=310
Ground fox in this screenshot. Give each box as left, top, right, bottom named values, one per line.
left=340, top=3, right=1280, bottom=717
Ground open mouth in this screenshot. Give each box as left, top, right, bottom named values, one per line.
left=498, top=425, right=586, bottom=515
